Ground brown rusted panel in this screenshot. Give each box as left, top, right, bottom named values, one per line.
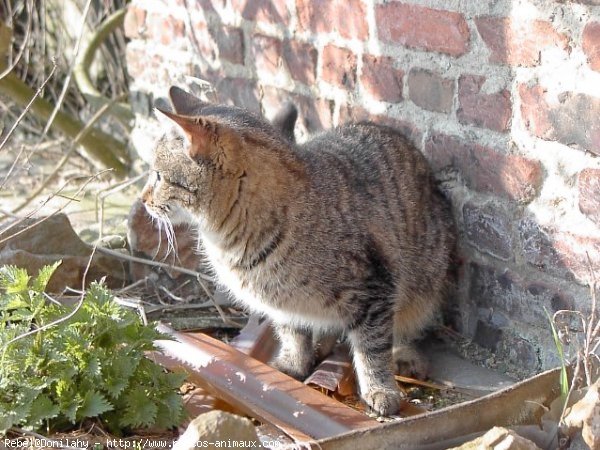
left=305, top=345, right=353, bottom=392
left=154, top=323, right=377, bottom=441
left=227, top=315, right=276, bottom=362
left=317, top=367, right=563, bottom=449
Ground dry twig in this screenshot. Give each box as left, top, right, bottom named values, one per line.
left=0, top=60, right=57, bottom=152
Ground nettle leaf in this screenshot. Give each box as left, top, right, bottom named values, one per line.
left=0, top=264, right=186, bottom=433
left=121, top=388, right=157, bottom=428
left=0, top=265, right=30, bottom=294
left=32, top=261, right=61, bottom=293
left=77, top=391, right=113, bottom=419
left=103, top=354, right=139, bottom=399
left=28, top=394, right=60, bottom=424
left=0, top=403, right=30, bottom=434
left=154, top=392, right=186, bottom=429
left=62, top=393, right=83, bottom=424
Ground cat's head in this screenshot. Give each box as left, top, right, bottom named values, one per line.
left=141, top=86, right=299, bottom=232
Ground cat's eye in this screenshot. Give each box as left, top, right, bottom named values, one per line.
left=154, top=171, right=161, bottom=183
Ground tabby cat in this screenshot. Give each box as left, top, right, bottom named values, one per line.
left=141, top=86, right=456, bottom=416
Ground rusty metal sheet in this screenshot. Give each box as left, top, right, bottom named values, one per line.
left=316, top=367, right=563, bottom=450
left=153, top=323, right=377, bottom=442
left=305, top=345, right=353, bottom=392
left=227, top=315, right=276, bottom=363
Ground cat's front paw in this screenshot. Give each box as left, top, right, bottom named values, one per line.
left=271, top=355, right=313, bottom=380
left=362, top=387, right=403, bottom=416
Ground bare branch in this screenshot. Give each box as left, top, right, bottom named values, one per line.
left=0, top=60, right=57, bottom=152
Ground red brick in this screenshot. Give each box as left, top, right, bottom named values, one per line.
left=216, top=26, right=245, bottom=65
left=458, top=75, right=512, bottom=132
left=425, top=133, right=543, bottom=202
left=252, top=34, right=282, bottom=78
left=463, top=201, right=513, bottom=260
left=516, top=220, right=600, bottom=291
left=518, top=219, right=566, bottom=278
left=296, top=0, right=368, bottom=40
left=321, top=45, right=357, bottom=90
left=360, top=55, right=403, bottom=102
left=475, top=17, right=570, bottom=67
left=190, top=20, right=219, bottom=62
left=173, top=0, right=226, bottom=9
left=583, top=21, right=600, bottom=72
left=291, top=94, right=333, bottom=131
left=124, top=6, right=147, bottom=39
left=232, top=0, right=290, bottom=25
left=338, top=105, right=421, bottom=144
left=519, top=83, right=600, bottom=156
left=408, top=69, right=454, bottom=114
left=375, top=4, right=469, bottom=56
left=145, top=13, right=186, bottom=46
left=215, top=77, right=260, bottom=111
left=189, top=21, right=243, bottom=65
left=579, top=169, right=600, bottom=226
left=282, top=40, right=317, bottom=85
left=553, top=233, right=600, bottom=285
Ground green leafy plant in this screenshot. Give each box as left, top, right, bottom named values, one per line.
left=0, top=262, right=186, bottom=434
left=544, top=307, right=569, bottom=399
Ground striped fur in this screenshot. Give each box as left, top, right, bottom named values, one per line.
left=141, top=87, right=456, bottom=416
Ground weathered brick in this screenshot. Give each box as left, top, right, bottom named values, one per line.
left=469, top=263, right=571, bottom=329
left=296, top=0, right=368, bottom=40
left=425, top=133, right=543, bottom=202
left=173, top=0, right=226, bottom=9
left=338, top=105, right=421, bottom=144
left=579, top=169, right=600, bottom=226
left=583, top=21, right=600, bottom=72
left=190, top=20, right=218, bottom=62
left=552, top=233, right=600, bottom=285
left=291, top=94, right=333, bottom=131
left=216, top=26, right=245, bottom=65
left=215, top=78, right=260, bottom=112
left=518, top=219, right=571, bottom=280
left=375, top=3, right=469, bottom=56
left=145, top=12, right=186, bottom=46
left=458, top=75, right=511, bottom=132
left=251, top=34, right=282, bottom=78
left=475, top=17, right=570, bottom=67
left=125, top=46, right=146, bottom=79
left=518, top=219, right=600, bottom=285
left=519, top=83, right=600, bottom=156
left=282, top=40, right=317, bottom=85
left=360, top=55, right=403, bottom=103
left=231, top=0, right=290, bottom=25
left=463, top=201, right=513, bottom=260
left=408, top=69, right=454, bottom=114
left=321, top=45, right=357, bottom=90
left=124, top=6, right=147, bottom=39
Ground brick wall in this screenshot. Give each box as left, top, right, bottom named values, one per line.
left=124, top=0, right=600, bottom=374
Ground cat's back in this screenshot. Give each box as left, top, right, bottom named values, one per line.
left=297, top=122, right=439, bottom=215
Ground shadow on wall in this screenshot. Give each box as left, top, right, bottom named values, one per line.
left=179, top=0, right=332, bottom=134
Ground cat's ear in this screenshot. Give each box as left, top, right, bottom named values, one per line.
left=154, top=108, right=216, bottom=160
left=169, top=86, right=208, bottom=116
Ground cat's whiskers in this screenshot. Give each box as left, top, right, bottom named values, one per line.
left=162, top=214, right=182, bottom=265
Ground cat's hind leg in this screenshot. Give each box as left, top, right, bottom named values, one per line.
left=271, top=323, right=315, bottom=380
left=392, top=296, right=438, bottom=379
